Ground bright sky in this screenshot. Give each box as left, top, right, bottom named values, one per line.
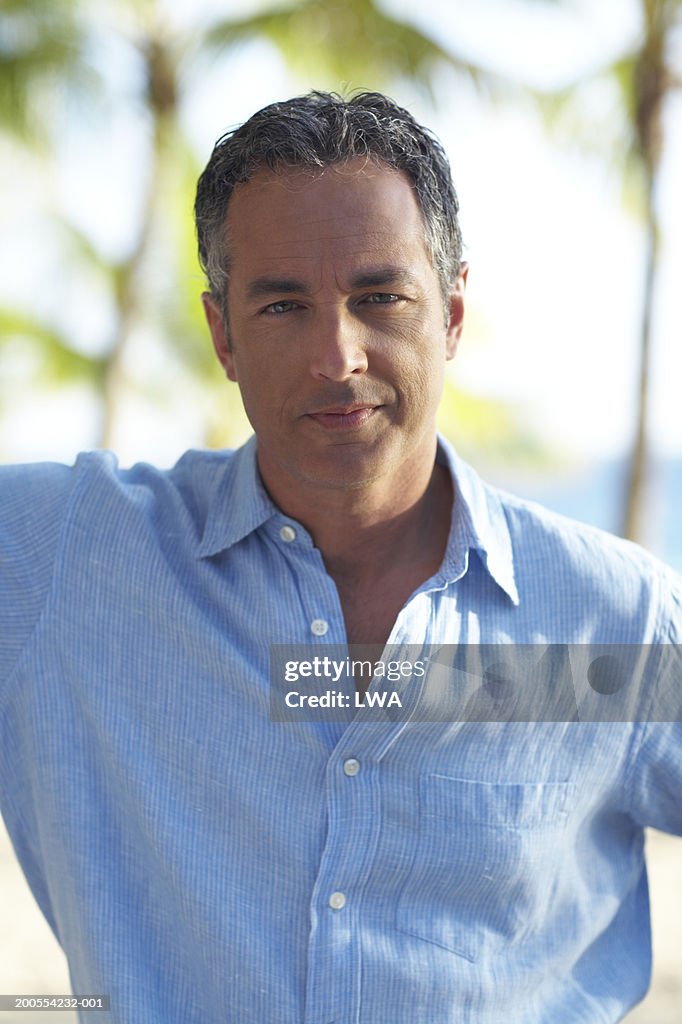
left=1, top=0, right=680, bottom=465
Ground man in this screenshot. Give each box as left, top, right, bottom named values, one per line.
left=0, top=91, right=680, bottom=1023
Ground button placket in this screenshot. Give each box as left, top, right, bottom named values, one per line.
left=272, top=519, right=344, bottom=644
left=303, top=746, right=379, bottom=1024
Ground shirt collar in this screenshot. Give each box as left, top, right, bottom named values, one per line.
left=436, top=435, right=519, bottom=605
left=196, top=432, right=519, bottom=605
left=196, top=435, right=278, bottom=557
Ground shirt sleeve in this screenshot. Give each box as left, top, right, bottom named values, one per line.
left=0, top=462, right=75, bottom=691
left=627, top=571, right=682, bottom=835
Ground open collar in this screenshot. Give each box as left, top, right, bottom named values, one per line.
left=196, top=433, right=519, bottom=605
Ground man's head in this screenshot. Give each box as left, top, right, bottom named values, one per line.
left=196, top=92, right=468, bottom=504
left=194, top=90, right=463, bottom=314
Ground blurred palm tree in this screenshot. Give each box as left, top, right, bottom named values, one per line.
left=620, top=0, right=681, bottom=540
left=0, top=0, right=94, bottom=142
left=534, top=0, right=681, bottom=540
left=201, top=0, right=507, bottom=99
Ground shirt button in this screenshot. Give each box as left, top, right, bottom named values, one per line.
left=310, top=619, right=329, bottom=636
left=329, top=891, right=346, bottom=910
left=279, top=525, right=296, bottom=543
left=343, top=758, right=360, bottom=776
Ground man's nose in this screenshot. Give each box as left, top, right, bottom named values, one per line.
left=308, top=308, right=368, bottom=381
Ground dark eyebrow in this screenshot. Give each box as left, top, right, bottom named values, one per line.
left=349, top=266, right=421, bottom=291
left=246, top=277, right=308, bottom=299
left=245, top=267, right=421, bottom=299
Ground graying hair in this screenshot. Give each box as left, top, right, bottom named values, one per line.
left=194, top=91, right=463, bottom=311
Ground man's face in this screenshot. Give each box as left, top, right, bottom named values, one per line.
left=203, top=159, right=466, bottom=495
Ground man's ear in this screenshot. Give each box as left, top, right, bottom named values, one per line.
left=201, top=292, right=237, bottom=381
left=445, top=262, right=468, bottom=361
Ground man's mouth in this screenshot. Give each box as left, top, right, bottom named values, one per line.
left=305, top=405, right=380, bottom=430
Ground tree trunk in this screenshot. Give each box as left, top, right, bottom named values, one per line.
left=621, top=171, right=659, bottom=542
left=620, top=0, right=670, bottom=541
left=98, top=28, right=177, bottom=449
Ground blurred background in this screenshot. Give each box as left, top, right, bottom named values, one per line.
left=0, top=0, right=680, bottom=1020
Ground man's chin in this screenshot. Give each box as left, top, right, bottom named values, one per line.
left=295, top=455, right=388, bottom=491
left=256, top=429, right=410, bottom=496
left=290, top=442, right=398, bottom=491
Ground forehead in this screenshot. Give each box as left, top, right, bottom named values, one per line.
left=225, top=159, right=431, bottom=276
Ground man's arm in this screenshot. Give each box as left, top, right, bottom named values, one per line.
left=628, top=574, right=682, bottom=835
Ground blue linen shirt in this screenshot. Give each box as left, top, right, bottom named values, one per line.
left=1, top=435, right=681, bottom=1024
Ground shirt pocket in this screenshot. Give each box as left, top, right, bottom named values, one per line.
left=395, top=773, right=572, bottom=962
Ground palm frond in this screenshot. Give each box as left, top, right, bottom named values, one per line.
left=0, top=309, right=106, bottom=385
left=201, top=0, right=515, bottom=99
left=0, top=0, right=99, bottom=143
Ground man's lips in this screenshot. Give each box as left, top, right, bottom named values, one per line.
left=305, top=404, right=381, bottom=430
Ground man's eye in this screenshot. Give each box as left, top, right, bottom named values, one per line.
left=262, top=300, right=299, bottom=315
left=363, top=293, right=401, bottom=305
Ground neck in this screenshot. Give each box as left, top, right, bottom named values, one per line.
left=258, top=437, right=453, bottom=584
